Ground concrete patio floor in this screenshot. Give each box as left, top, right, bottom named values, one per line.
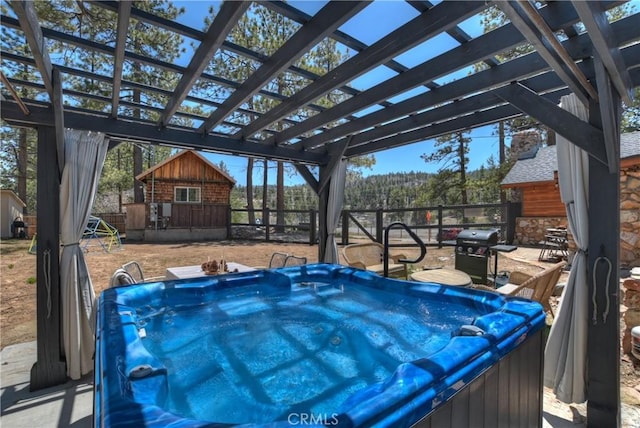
left=1, top=341, right=599, bottom=428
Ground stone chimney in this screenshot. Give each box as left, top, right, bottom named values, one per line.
left=507, top=130, right=543, bottom=204
left=509, top=130, right=542, bottom=163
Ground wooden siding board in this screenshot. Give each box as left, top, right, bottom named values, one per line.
left=430, top=399, right=452, bottom=428
left=497, top=354, right=510, bottom=428
left=451, top=385, right=470, bottom=427
left=410, top=331, right=543, bottom=427
left=468, top=372, right=485, bottom=428
left=508, top=350, right=519, bottom=427
left=521, top=182, right=565, bottom=217
left=483, top=364, right=499, bottom=428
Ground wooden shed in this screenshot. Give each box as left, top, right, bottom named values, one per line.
left=1, top=189, right=26, bottom=239
left=126, top=150, right=235, bottom=242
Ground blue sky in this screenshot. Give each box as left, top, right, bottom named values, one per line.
left=172, top=1, right=509, bottom=186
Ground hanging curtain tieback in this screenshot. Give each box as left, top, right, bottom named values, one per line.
left=592, top=256, right=612, bottom=325
left=61, top=242, right=80, bottom=247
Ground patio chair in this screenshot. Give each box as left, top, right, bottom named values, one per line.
left=284, top=254, right=307, bottom=267
left=472, top=261, right=566, bottom=316
left=342, top=242, right=408, bottom=279
left=253, top=252, right=290, bottom=269
left=268, top=252, right=289, bottom=268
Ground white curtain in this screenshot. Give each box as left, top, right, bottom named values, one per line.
left=544, top=93, right=589, bottom=403
left=323, top=159, right=347, bottom=263
left=60, top=130, right=108, bottom=380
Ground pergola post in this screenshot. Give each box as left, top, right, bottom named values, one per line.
left=586, top=92, right=621, bottom=426
left=317, top=165, right=329, bottom=262
left=30, top=125, right=66, bottom=390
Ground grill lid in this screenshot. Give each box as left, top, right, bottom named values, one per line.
left=456, top=229, right=498, bottom=246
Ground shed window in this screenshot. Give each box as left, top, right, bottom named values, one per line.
left=174, top=187, right=201, bottom=203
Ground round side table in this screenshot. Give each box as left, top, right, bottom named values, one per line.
left=410, top=269, right=473, bottom=287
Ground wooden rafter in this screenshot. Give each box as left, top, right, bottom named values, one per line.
left=198, top=1, right=368, bottom=135
left=0, top=101, right=329, bottom=165
left=497, top=1, right=596, bottom=105
left=294, top=19, right=640, bottom=153
left=111, top=0, right=131, bottom=118
left=492, top=82, right=607, bottom=165
left=9, top=1, right=54, bottom=97
left=0, top=70, right=30, bottom=115
left=286, top=0, right=601, bottom=151
left=242, top=1, right=485, bottom=143
left=159, top=1, right=250, bottom=127
left=572, top=0, right=634, bottom=105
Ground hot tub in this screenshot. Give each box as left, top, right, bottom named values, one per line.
left=94, top=264, right=545, bottom=427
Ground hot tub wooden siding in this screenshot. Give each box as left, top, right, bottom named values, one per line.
left=414, top=329, right=544, bottom=428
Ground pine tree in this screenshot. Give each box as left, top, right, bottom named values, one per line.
left=421, top=131, right=470, bottom=205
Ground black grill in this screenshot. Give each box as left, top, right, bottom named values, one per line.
left=454, top=229, right=498, bottom=284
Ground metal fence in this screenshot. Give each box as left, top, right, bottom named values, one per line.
left=229, top=202, right=521, bottom=246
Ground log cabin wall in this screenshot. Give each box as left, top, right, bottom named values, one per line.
left=519, top=181, right=565, bottom=217
left=144, top=179, right=231, bottom=205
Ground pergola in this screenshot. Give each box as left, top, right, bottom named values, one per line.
left=1, top=1, right=638, bottom=426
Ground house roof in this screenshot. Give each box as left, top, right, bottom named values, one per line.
left=620, top=130, right=640, bottom=160
left=0, top=189, right=26, bottom=207
left=502, top=145, right=558, bottom=186
left=502, top=131, right=640, bottom=186
left=135, top=150, right=236, bottom=185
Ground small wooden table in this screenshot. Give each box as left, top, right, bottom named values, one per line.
left=410, top=269, right=473, bottom=287
left=165, top=262, right=255, bottom=280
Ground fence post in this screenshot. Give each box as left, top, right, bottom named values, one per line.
left=437, top=204, right=444, bottom=248
left=341, top=210, right=349, bottom=246
left=226, top=206, right=232, bottom=239
left=309, top=209, right=316, bottom=245
left=506, top=201, right=521, bottom=244
left=264, top=207, right=270, bottom=242
left=376, top=209, right=383, bottom=243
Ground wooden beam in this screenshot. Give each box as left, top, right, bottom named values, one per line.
left=293, top=164, right=319, bottom=194
left=572, top=0, right=634, bottom=105
left=345, top=104, right=521, bottom=157
left=291, top=33, right=640, bottom=149
left=0, top=102, right=329, bottom=165
left=594, top=53, right=621, bottom=174
left=496, top=1, right=593, bottom=105
left=318, top=136, right=350, bottom=195
left=586, top=93, right=621, bottom=428
left=52, top=67, right=64, bottom=176
left=517, top=1, right=597, bottom=100
left=264, top=0, right=418, bottom=79
left=282, top=20, right=526, bottom=150
left=10, top=1, right=54, bottom=97
left=30, top=126, right=66, bottom=391
left=92, top=1, right=379, bottom=114
left=492, top=83, right=607, bottom=165
left=1, top=14, right=329, bottom=113
left=199, top=1, right=368, bottom=135
left=344, top=92, right=506, bottom=149
left=289, top=11, right=640, bottom=152
left=111, top=0, right=131, bottom=119
left=160, top=1, right=249, bottom=127
left=241, top=1, right=486, bottom=142
left=0, top=70, right=30, bottom=115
